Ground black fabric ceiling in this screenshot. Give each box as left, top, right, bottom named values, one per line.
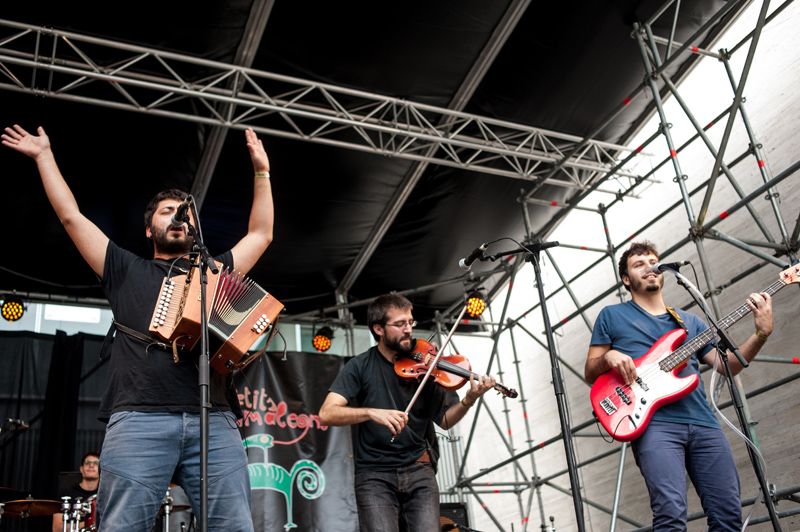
left=0, top=0, right=734, bottom=325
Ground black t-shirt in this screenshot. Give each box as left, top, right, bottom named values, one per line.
left=98, top=241, right=236, bottom=422
left=329, top=347, right=458, bottom=472
left=61, top=482, right=97, bottom=501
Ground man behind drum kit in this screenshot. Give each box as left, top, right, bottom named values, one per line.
left=52, top=450, right=100, bottom=532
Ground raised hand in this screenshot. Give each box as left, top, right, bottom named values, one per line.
left=2, top=125, right=51, bottom=160
left=244, top=127, right=270, bottom=173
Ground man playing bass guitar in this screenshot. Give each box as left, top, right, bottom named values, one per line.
left=584, top=241, right=774, bottom=531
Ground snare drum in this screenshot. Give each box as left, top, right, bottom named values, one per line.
left=80, top=494, right=97, bottom=531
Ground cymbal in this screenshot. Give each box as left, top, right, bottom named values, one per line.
left=0, top=486, right=26, bottom=502
left=2, top=499, right=61, bottom=517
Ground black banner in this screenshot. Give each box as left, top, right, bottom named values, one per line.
left=235, top=351, right=358, bottom=532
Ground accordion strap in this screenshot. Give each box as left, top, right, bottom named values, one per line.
left=114, top=320, right=183, bottom=364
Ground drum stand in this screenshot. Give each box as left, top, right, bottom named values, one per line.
left=61, top=496, right=92, bottom=532
left=161, top=489, right=174, bottom=532
left=158, top=486, right=195, bottom=532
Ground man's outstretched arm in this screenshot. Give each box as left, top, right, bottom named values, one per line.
left=230, top=127, right=274, bottom=275
left=2, top=125, right=108, bottom=276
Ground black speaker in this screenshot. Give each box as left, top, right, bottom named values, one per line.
left=440, top=501, right=469, bottom=528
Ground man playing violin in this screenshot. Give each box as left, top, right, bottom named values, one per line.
left=319, top=293, right=496, bottom=532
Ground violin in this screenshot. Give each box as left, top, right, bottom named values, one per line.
left=394, top=338, right=518, bottom=398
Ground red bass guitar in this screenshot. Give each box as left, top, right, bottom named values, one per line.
left=589, top=264, right=799, bottom=441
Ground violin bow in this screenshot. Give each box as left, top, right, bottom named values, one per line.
left=390, top=305, right=467, bottom=443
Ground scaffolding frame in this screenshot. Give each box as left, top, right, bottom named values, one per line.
left=2, top=1, right=800, bottom=530
left=426, top=1, right=799, bottom=530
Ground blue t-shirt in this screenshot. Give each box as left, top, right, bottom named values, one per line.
left=590, top=300, right=718, bottom=428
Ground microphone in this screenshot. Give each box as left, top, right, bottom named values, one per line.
left=651, top=260, right=690, bottom=273
left=458, top=243, right=488, bottom=271
left=170, top=198, right=192, bottom=227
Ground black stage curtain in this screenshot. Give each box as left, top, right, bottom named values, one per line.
left=32, top=331, right=84, bottom=499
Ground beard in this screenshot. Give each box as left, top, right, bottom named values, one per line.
left=384, top=333, right=413, bottom=354
left=150, top=224, right=193, bottom=255
left=629, top=274, right=663, bottom=293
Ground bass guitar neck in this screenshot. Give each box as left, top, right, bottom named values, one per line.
left=589, top=264, right=799, bottom=441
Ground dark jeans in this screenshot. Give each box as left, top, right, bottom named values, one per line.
left=631, top=420, right=742, bottom=531
left=98, top=411, right=253, bottom=532
left=354, top=462, right=440, bottom=532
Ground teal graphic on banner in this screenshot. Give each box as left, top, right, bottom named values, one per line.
left=244, top=434, right=325, bottom=530
left=236, top=351, right=358, bottom=532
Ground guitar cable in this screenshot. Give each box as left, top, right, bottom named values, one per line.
left=708, top=355, right=771, bottom=531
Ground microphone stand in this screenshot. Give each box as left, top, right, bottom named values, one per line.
left=181, top=203, right=218, bottom=532
left=485, top=241, right=586, bottom=531
left=667, top=270, right=782, bottom=530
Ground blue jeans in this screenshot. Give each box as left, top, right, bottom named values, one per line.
left=354, top=462, right=440, bottom=532
left=631, top=421, right=742, bottom=531
left=97, top=411, right=253, bottom=532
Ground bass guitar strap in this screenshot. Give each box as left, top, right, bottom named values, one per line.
left=665, top=306, right=689, bottom=333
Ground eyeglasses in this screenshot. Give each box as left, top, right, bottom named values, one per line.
left=385, top=320, right=417, bottom=329
left=83, top=460, right=100, bottom=466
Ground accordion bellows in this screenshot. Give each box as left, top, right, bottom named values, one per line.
left=149, top=259, right=283, bottom=374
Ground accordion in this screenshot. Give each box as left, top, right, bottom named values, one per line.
left=149, top=259, right=283, bottom=374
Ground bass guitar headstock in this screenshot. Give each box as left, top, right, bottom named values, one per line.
left=780, top=264, right=800, bottom=286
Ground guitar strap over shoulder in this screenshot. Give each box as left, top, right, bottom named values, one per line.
left=665, top=306, right=689, bottom=333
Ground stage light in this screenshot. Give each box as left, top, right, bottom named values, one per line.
left=465, top=290, right=487, bottom=318
left=1, top=296, right=25, bottom=322
left=312, top=326, right=334, bottom=352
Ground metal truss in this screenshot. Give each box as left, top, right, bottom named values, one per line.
left=0, top=18, right=642, bottom=189
left=336, top=0, right=533, bottom=297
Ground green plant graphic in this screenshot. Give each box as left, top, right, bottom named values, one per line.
left=243, top=434, right=325, bottom=530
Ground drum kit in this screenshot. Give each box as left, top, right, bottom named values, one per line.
left=0, top=491, right=94, bottom=531
left=59, top=495, right=97, bottom=532
left=0, top=492, right=63, bottom=524
left=0, top=486, right=193, bottom=531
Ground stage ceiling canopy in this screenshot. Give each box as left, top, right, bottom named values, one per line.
left=0, top=0, right=743, bottom=326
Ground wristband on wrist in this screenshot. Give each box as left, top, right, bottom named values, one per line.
left=254, top=171, right=270, bottom=179
left=460, top=397, right=474, bottom=408
left=754, top=329, right=770, bottom=342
